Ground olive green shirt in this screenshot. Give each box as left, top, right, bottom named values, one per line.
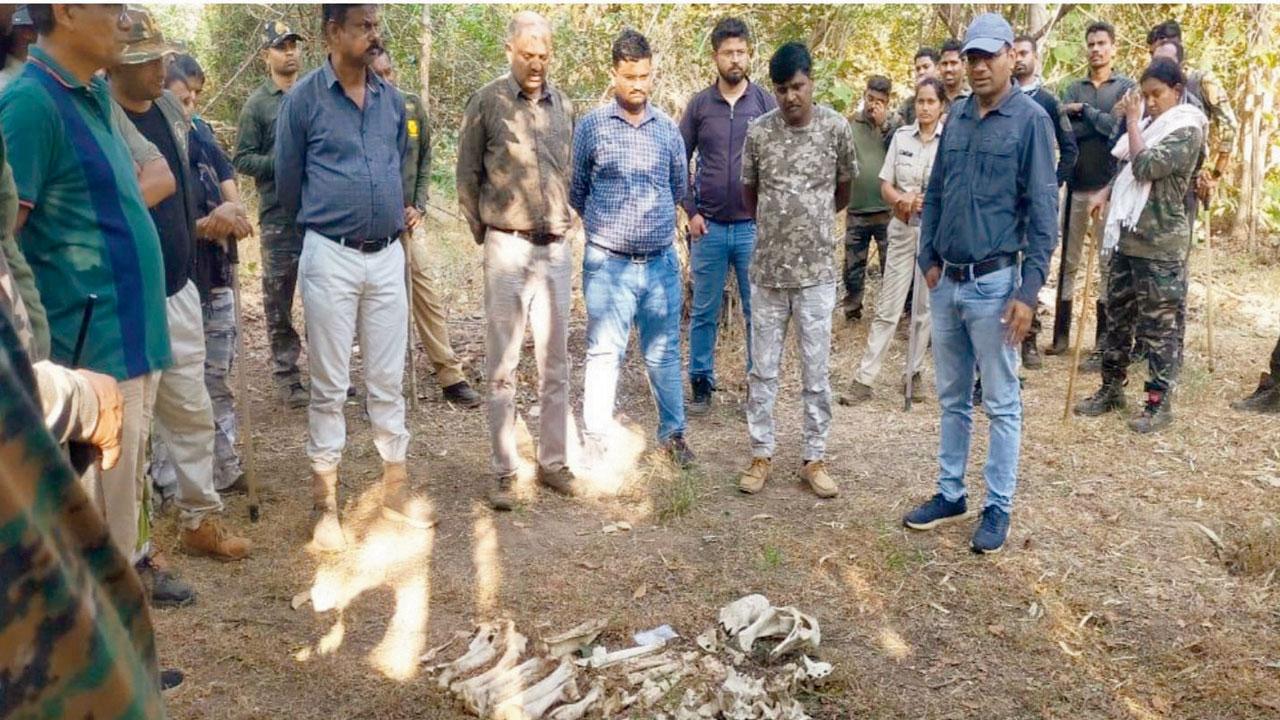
left=401, top=91, right=431, bottom=212
left=233, top=79, right=289, bottom=228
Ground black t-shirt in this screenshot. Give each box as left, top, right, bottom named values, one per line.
left=127, top=103, right=196, bottom=297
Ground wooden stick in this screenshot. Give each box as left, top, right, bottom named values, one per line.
left=230, top=261, right=260, bottom=522
left=1202, top=202, right=1216, bottom=373
left=403, top=233, right=420, bottom=412
left=1063, top=233, right=1099, bottom=423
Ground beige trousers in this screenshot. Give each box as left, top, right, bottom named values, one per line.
left=1062, top=190, right=1109, bottom=299
left=483, top=229, right=571, bottom=478
left=856, top=218, right=931, bottom=385
left=82, top=370, right=159, bottom=563
left=152, top=281, right=223, bottom=530
left=407, top=228, right=467, bottom=389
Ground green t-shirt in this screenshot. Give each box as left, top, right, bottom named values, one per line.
left=0, top=47, right=171, bottom=380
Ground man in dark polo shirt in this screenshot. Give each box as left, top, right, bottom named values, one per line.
left=233, top=20, right=308, bottom=408
left=901, top=13, right=1057, bottom=555
left=277, top=3, right=430, bottom=549
left=1057, top=21, right=1134, bottom=368
left=112, top=7, right=252, bottom=567
left=679, top=16, right=775, bottom=415
left=842, top=74, right=893, bottom=322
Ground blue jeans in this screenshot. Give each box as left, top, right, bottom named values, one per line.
left=689, top=219, right=755, bottom=385
left=582, top=243, right=686, bottom=444
left=928, top=265, right=1022, bottom=512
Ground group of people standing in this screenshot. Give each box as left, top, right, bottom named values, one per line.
left=0, top=4, right=1276, bottom=713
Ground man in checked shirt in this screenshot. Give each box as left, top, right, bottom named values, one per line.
left=570, top=28, right=693, bottom=469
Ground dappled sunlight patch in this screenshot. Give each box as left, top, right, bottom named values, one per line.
left=473, top=506, right=502, bottom=616
left=876, top=627, right=912, bottom=661
left=576, top=416, right=648, bottom=498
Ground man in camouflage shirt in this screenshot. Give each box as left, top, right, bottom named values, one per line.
left=738, top=42, right=856, bottom=500
left=233, top=21, right=308, bottom=408
left=370, top=47, right=481, bottom=408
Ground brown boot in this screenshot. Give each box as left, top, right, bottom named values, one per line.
left=799, top=460, right=838, bottom=499
left=181, top=517, right=252, bottom=561
left=489, top=474, right=515, bottom=511
left=738, top=457, right=771, bottom=495
left=310, top=469, right=346, bottom=551
left=380, top=462, right=437, bottom=529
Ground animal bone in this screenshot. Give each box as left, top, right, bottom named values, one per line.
left=546, top=682, right=603, bottom=720
left=626, top=661, right=683, bottom=686
left=695, top=627, right=720, bottom=653
left=450, top=623, right=529, bottom=694
left=719, top=667, right=766, bottom=720
left=718, top=594, right=771, bottom=637
left=797, top=656, right=832, bottom=684
left=435, top=622, right=503, bottom=686
left=542, top=618, right=607, bottom=658
left=576, top=642, right=665, bottom=669
left=493, top=659, right=579, bottom=720
left=737, top=606, right=795, bottom=653
left=617, top=651, right=677, bottom=674
left=459, top=657, right=548, bottom=717
left=637, top=668, right=687, bottom=707
left=769, top=609, right=820, bottom=658
left=419, top=631, right=467, bottom=664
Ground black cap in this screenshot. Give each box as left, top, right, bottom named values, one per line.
left=261, top=20, right=303, bottom=49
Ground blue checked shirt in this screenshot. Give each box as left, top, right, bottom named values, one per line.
left=570, top=101, right=687, bottom=254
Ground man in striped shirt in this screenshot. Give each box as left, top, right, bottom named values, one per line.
left=570, top=28, right=693, bottom=467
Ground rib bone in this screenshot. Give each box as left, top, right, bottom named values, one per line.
left=546, top=683, right=603, bottom=720
left=493, top=658, right=578, bottom=720
left=435, top=622, right=503, bottom=687
left=460, top=656, right=548, bottom=717
left=542, top=618, right=607, bottom=658
left=451, top=623, right=529, bottom=694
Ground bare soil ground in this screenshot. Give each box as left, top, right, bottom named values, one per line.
left=154, top=217, right=1280, bottom=719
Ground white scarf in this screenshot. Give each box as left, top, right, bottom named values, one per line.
left=1102, top=103, right=1207, bottom=251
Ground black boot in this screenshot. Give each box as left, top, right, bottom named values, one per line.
left=1079, top=301, right=1106, bottom=372
left=688, top=376, right=713, bottom=416
left=1074, top=378, right=1127, bottom=416
left=1231, top=372, right=1280, bottom=413
left=1022, top=335, right=1043, bottom=369
left=1129, top=383, right=1173, bottom=433
left=1046, top=299, right=1073, bottom=355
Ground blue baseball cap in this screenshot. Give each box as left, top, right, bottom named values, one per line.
left=962, top=13, right=1014, bottom=55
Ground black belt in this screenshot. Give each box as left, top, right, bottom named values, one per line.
left=942, top=254, right=1017, bottom=283
left=328, top=234, right=396, bottom=253
left=491, top=228, right=562, bottom=245
left=588, top=242, right=667, bottom=262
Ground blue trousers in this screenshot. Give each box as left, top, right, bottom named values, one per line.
left=688, top=219, right=755, bottom=386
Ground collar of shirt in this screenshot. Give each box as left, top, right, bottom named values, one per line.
left=1075, top=74, right=1123, bottom=88
left=321, top=55, right=383, bottom=97
left=504, top=73, right=552, bottom=103
left=1019, top=76, right=1042, bottom=94
left=27, top=46, right=98, bottom=92
left=956, top=82, right=1020, bottom=120
left=705, top=79, right=759, bottom=106
left=608, top=99, right=655, bottom=127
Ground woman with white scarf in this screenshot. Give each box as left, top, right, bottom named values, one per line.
left=1074, top=57, right=1206, bottom=433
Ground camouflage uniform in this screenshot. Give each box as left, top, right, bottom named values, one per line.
left=740, top=105, right=857, bottom=460
left=1101, top=125, right=1203, bottom=394
left=234, top=80, right=303, bottom=388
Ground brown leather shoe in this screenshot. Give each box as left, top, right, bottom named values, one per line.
left=310, top=469, right=346, bottom=551
left=738, top=457, right=771, bottom=495
left=535, top=465, right=577, bottom=497
left=380, top=462, right=437, bottom=529
left=489, top=474, right=515, bottom=511
left=181, top=517, right=252, bottom=561
left=799, top=460, right=838, bottom=499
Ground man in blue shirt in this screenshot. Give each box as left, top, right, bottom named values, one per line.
left=570, top=29, right=692, bottom=467
left=276, top=4, right=430, bottom=550
left=902, top=13, right=1058, bottom=554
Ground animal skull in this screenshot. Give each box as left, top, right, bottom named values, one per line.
left=718, top=594, right=771, bottom=637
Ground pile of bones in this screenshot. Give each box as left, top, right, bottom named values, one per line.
left=420, top=593, right=832, bottom=720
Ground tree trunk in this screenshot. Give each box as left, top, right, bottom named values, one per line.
left=418, top=4, right=432, bottom=101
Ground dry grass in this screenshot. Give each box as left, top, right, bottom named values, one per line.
left=153, top=214, right=1280, bottom=719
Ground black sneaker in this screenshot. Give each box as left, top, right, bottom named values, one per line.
left=442, top=381, right=483, bottom=408
left=662, top=434, right=696, bottom=468
left=688, top=377, right=712, bottom=416
left=160, top=669, right=185, bottom=690
left=971, top=505, right=1010, bottom=554
left=844, top=303, right=862, bottom=322
left=972, top=378, right=983, bottom=407
left=903, top=493, right=967, bottom=530
left=134, top=556, right=196, bottom=608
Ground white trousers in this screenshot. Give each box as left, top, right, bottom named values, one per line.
left=299, top=230, right=409, bottom=472
left=856, top=218, right=931, bottom=385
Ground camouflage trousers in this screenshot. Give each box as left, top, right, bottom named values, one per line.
left=841, top=212, right=889, bottom=312
left=261, top=224, right=304, bottom=387
left=151, top=286, right=242, bottom=495
left=1100, top=253, right=1187, bottom=393
left=746, top=281, right=836, bottom=461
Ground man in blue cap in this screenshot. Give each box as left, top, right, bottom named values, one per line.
left=900, top=12, right=1058, bottom=554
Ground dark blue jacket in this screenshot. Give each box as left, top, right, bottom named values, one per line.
left=678, top=81, right=776, bottom=222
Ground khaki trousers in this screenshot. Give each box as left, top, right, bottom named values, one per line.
left=407, top=228, right=467, bottom=388
left=1062, top=190, right=1109, bottom=299
left=82, top=370, right=159, bottom=563
left=856, top=218, right=931, bottom=385
left=483, top=229, right=571, bottom=477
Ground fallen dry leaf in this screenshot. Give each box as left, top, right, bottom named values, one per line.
left=987, top=624, right=1006, bottom=638
left=290, top=590, right=311, bottom=611
left=632, top=583, right=648, bottom=600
